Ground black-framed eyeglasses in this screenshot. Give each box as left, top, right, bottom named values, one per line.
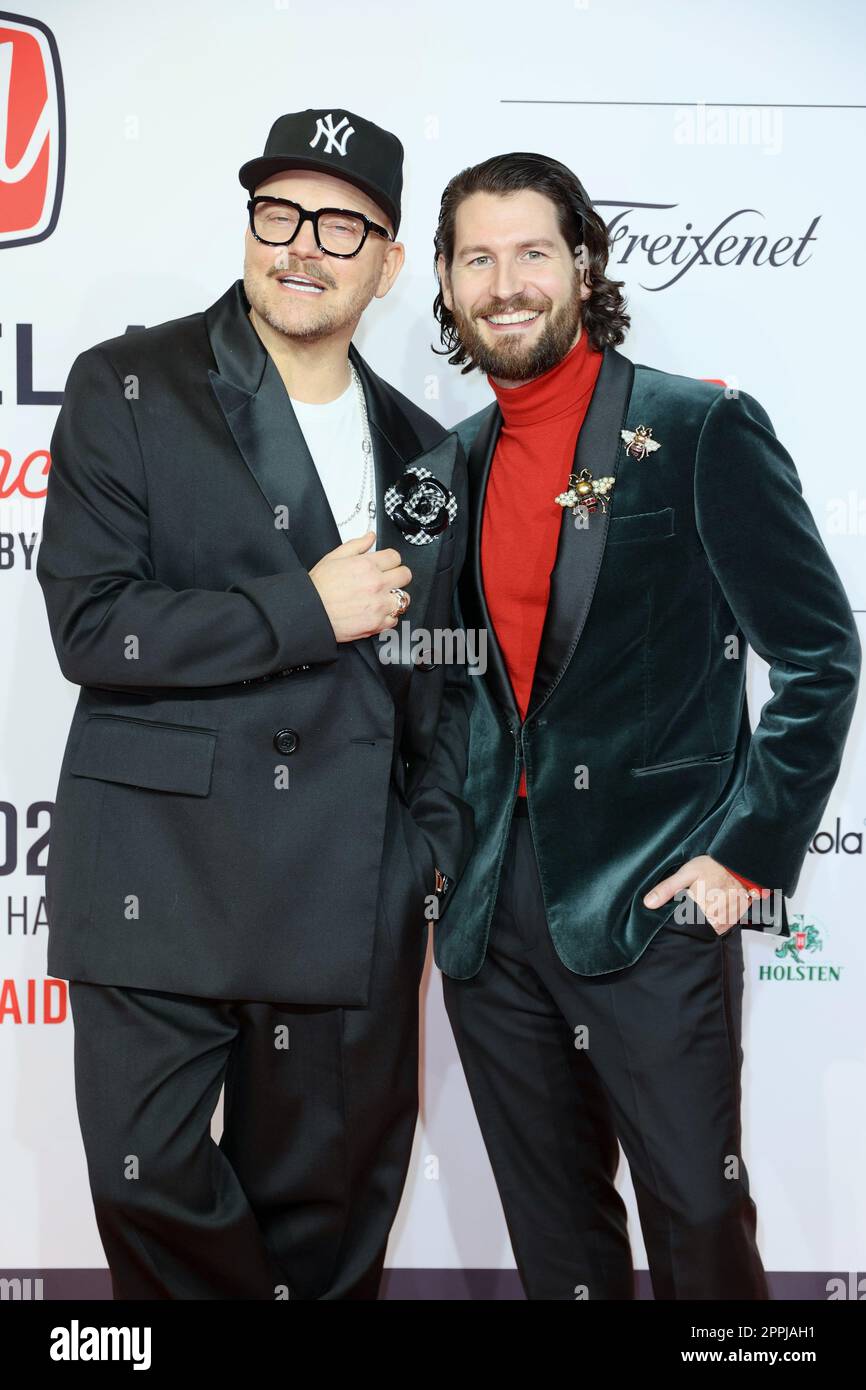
left=247, top=196, right=393, bottom=258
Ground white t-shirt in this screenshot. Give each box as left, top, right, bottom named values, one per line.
left=289, top=376, right=378, bottom=549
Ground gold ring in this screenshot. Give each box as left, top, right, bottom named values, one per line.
left=389, top=586, right=409, bottom=618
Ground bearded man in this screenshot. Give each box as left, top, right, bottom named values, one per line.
left=432, top=151, right=860, bottom=1299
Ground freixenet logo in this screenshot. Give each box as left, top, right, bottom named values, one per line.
left=758, top=915, right=843, bottom=984
left=595, top=201, right=819, bottom=292
left=0, top=12, right=65, bottom=248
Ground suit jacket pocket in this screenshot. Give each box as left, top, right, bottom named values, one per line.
left=69, top=715, right=217, bottom=796
left=607, top=506, right=675, bottom=544
left=631, top=747, right=735, bottom=777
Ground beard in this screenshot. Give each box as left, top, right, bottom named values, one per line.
left=243, top=258, right=376, bottom=343
left=450, top=287, right=584, bottom=381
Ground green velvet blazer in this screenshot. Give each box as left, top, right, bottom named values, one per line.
left=434, top=348, right=861, bottom=979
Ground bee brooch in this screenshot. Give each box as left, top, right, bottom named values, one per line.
left=620, top=424, right=661, bottom=461
left=554, top=467, right=615, bottom=517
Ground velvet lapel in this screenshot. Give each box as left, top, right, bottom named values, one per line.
left=526, top=346, right=635, bottom=715
left=460, top=344, right=634, bottom=722
left=458, top=404, right=519, bottom=722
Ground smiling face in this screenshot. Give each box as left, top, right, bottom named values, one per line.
left=437, top=188, right=591, bottom=383
left=243, top=168, right=402, bottom=343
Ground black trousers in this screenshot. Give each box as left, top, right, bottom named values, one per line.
left=442, top=803, right=770, bottom=1301
left=68, top=869, right=427, bottom=1301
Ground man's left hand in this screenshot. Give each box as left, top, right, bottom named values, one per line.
left=643, top=855, right=754, bottom=934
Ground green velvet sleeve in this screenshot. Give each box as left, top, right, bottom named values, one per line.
left=694, top=389, right=861, bottom=896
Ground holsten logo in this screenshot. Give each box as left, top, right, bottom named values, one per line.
left=595, top=201, right=819, bottom=291
left=0, top=12, right=65, bottom=248
left=758, top=915, right=843, bottom=983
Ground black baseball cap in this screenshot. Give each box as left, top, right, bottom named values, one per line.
left=238, top=109, right=404, bottom=235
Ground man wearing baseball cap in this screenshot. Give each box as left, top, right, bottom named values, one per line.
left=38, top=109, right=473, bottom=1299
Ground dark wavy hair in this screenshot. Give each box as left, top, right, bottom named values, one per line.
left=433, top=152, right=629, bottom=372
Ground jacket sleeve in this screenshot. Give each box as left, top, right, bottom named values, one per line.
left=694, top=388, right=861, bottom=897
left=723, top=864, right=770, bottom=898
left=36, top=346, right=339, bottom=690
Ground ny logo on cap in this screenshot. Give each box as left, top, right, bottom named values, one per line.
left=309, top=113, right=355, bottom=157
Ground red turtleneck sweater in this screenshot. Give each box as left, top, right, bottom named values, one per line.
left=479, top=330, right=768, bottom=899
left=481, top=330, right=601, bottom=794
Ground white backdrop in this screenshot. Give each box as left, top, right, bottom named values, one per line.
left=2, top=0, right=864, bottom=1290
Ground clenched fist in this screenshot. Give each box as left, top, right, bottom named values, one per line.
left=309, top=530, right=412, bottom=643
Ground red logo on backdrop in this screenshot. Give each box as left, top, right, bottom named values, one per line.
left=0, top=12, right=65, bottom=248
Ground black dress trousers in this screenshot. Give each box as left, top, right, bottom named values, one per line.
left=442, top=801, right=770, bottom=1301
left=67, top=801, right=429, bottom=1301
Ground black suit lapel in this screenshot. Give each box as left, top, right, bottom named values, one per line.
left=206, top=279, right=341, bottom=575
left=350, top=342, right=461, bottom=701
left=205, top=279, right=457, bottom=700
left=208, top=350, right=343, bottom=570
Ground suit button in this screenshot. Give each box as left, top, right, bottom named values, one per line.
left=273, top=728, right=299, bottom=755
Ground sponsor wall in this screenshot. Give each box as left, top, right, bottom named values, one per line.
left=1, top=1, right=864, bottom=1293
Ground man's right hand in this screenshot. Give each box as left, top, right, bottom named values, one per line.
left=309, top=531, right=413, bottom=642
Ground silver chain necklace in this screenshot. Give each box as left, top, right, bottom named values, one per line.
left=334, top=364, right=376, bottom=529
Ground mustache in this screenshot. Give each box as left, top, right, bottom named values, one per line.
left=473, top=297, right=550, bottom=318
left=268, top=262, right=336, bottom=290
